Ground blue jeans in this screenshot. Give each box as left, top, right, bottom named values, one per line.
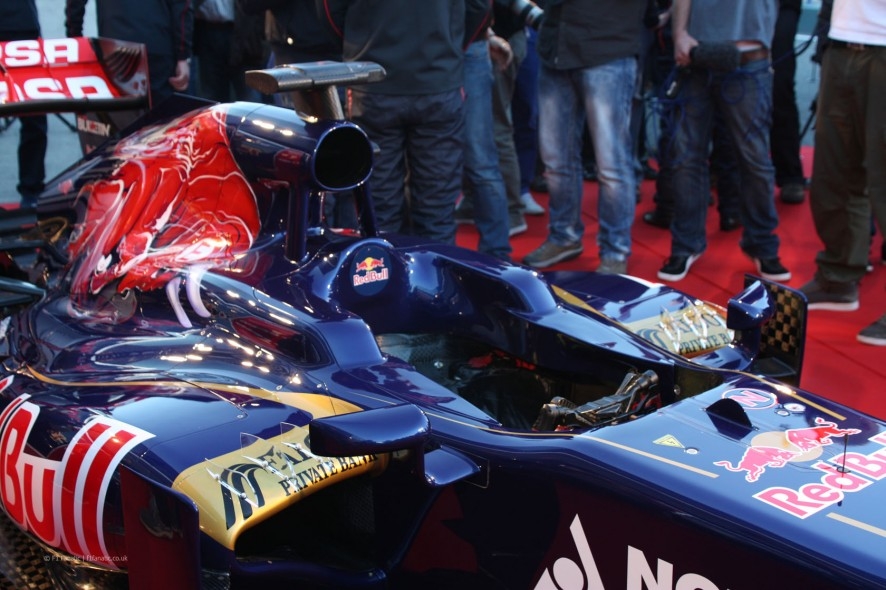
left=538, top=58, right=637, bottom=260
left=513, top=27, right=539, bottom=195
left=462, top=40, right=511, bottom=260
left=668, top=60, right=780, bottom=259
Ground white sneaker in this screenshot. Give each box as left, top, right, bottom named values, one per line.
left=520, top=192, right=545, bottom=216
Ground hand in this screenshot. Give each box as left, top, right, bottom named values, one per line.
left=169, top=59, right=191, bottom=92
left=673, top=30, right=698, bottom=67
left=488, top=35, right=513, bottom=70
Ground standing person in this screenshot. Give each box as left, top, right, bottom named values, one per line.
left=522, top=0, right=646, bottom=274
left=799, top=0, right=886, bottom=346
left=193, top=0, right=267, bottom=103
left=490, top=0, right=540, bottom=232
left=323, top=0, right=491, bottom=245
left=0, top=0, right=47, bottom=209
left=771, top=0, right=806, bottom=205
left=65, top=0, right=194, bottom=107
left=657, top=0, right=791, bottom=282
left=455, top=34, right=515, bottom=261
left=512, top=25, right=544, bottom=215
left=245, top=0, right=341, bottom=66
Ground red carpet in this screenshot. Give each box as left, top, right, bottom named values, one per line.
left=457, top=147, right=886, bottom=420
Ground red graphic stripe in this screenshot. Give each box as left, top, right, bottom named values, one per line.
left=59, top=421, right=111, bottom=557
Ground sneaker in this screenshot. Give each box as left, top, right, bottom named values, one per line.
left=523, top=240, right=583, bottom=268
left=750, top=256, right=792, bottom=282
left=858, top=314, right=886, bottom=346
left=779, top=182, right=806, bottom=204
left=508, top=214, right=528, bottom=237
left=520, top=192, right=545, bottom=215
left=799, top=278, right=859, bottom=311
left=596, top=258, right=627, bottom=275
left=657, top=253, right=702, bottom=282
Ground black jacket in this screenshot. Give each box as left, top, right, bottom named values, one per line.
left=323, top=0, right=492, bottom=95
left=536, top=0, right=646, bottom=70
left=242, top=0, right=341, bottom=63
left=0, top=0, right=40, bottom=36
left=65, top=0, right=194, bottom=103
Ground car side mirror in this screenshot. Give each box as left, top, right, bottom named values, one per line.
left=309, top=403, right=479, bottom=487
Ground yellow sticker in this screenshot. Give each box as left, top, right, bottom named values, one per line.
left=654, top=435, right=685, bottom=448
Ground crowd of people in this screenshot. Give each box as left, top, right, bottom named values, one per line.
left=3, top=0, right=883, bottom=346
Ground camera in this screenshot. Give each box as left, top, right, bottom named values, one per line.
left=510, top=0, right=544, bottom=30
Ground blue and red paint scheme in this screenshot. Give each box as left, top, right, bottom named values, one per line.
left=0, top=39, right=883, bottom=590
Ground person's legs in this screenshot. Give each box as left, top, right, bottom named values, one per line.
left=710, top=111, right=742, bottom=230
left=461, top=41, right=512, bottom=259
left=523, top=65, right=585, bottom=268
left=716, top=61, right=781, bottom=263
left=348, top=90, right=410, bottom=235
left=580, top=57, right=638, bottom=264
left=492, top=30, right=528, bottom=232
left=770, top=5, right=805, bottom=203
left=865, top=48, right=886, bottom=270
left=17, top=114, right=47, bottom=207
left=512, top=28, right=541, bottom=205
left=405, top=89, right=466, bottom=245
left=808, top=48, right=870, bottom=285
left=667, top=69, right=715, bottom=259
left=856, top=47, right=886, bottom=336
left=537, top=66, right=585, bottom=247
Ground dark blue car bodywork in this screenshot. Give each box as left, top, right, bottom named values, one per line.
left=0, top=45, right=883, bottom=590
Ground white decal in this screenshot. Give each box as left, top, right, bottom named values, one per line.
left=534, top=514, right=725, bottom=589
left=756, top=430, right=886, bottom=518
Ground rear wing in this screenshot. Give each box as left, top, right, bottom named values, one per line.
left=0, top=37, right=149, bottom=116
left=1, top=37, right=152, bottom=155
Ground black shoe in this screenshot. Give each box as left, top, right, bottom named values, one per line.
left=779, top=182, right=806, bottom=204
left=750, top=256, right=792, bottom=282
left=642, top=209, right=672, bottom=229
left=719, top=216, right=741, bottom=232
left=657, top=253, right=702, bottom=282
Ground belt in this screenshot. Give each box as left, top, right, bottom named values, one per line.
left=739, top=47, right=769, bottom=65
left=830, top=40, right=884, bottom=51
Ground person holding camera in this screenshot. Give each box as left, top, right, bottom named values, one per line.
left=522, top=0, right=646, bottom=274
left=656, top=0, right=790, bottom=283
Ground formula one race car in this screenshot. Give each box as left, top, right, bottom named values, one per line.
left=1, top=38, right=884, bottom=590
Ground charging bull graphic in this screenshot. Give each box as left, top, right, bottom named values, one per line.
left=714, top=417, right=861, bottom=482
left=67, top=106, right=260, bottom=322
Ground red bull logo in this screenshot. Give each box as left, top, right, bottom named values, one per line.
left=714, top=446, right=798, bottom=483
left=785, top=417, right=861, bottom=452
left=714, top=417, right=861, bottom=483
left=756, top=431, right=886, bottom=518
left=352, top=255, right=389, bottom=288
left=0, top=393, right=154, bottom=568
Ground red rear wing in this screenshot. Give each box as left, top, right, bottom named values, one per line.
left=0, top=37, right=149, bottom=116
